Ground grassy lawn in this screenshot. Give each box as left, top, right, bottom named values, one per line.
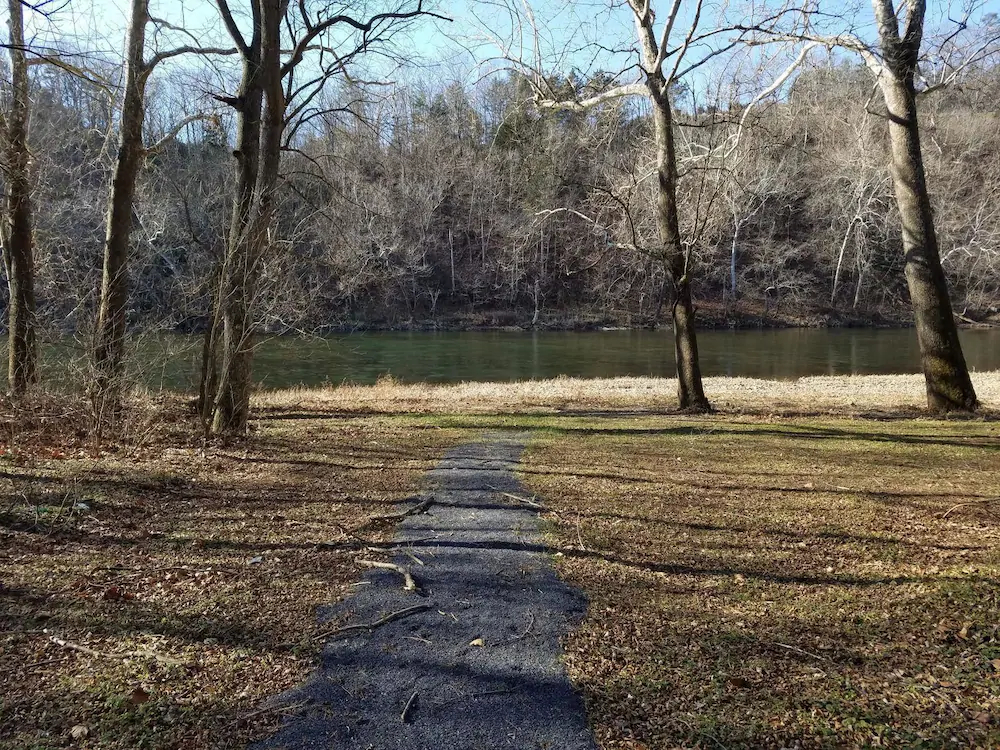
left=0, top=398, right=463, bottom=749
left=3, top=380, right=999, bottom=749
left=517, top=415, right=1000, bottom=749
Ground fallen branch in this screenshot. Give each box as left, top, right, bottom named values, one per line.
left=49, top=636, right=183, bottom=665
left=400, top=548, right=425, bottom=566
left=357, top=558, right=418, bottom=591
left=771, top=641, right=831, bottom=663
left=313, top=604, right=432, bottom=641
left=488, top=486, right=553, bottom=512
left=359, top=497, right=434, bottom=529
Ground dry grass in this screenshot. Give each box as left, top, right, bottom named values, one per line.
left=5, top=379, right=1000, bottom=749
left=520, top=415, right=1000, bottom=749
left=256, top=372, right=1000, bottom=416
left=0, top=397, right=461, bottom=750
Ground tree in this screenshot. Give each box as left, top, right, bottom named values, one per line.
left=496, top=0, right=754, bottom=410
left=207, top=0, right=443, bottom=435
left=759, top=0, right=1000, bottom=410
left=2, top=0, right=38, bottom=394
left=868, top=0, right=978, bottom=411
left=92, top=0, right=229, bottom=425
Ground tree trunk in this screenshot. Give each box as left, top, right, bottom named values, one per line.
left=92, top=0, right=149, bottom=422
left=211, top=0, right=285, bottom=435
left=2, top=0, right=38, bottom=395
left=651, top=92, right=710, bottom=412
left=880, top=75, right=977, bottom=412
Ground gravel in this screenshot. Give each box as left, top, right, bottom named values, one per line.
left=251, top=433, right=597, bottom=750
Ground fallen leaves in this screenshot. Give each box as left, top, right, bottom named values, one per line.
left=524, top=414, right=1000, bottom=749
left=2, top=411, right=461, bottom=749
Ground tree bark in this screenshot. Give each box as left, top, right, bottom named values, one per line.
left=650, top=89, right=710, bottom=411
left=2, top=0, right=38, bottom=395
left=871, top=0, right=977, bottom=412
left=880, top=78, right=976, bottom=411
left=211, top=0, right=286, bottom=435
left=92, top=0, right=149, bottom=422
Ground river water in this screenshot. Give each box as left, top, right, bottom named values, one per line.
left=43, top=327, right=998, bottom=391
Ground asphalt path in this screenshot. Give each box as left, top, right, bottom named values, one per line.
left=251, top=433, right=597, bottom=750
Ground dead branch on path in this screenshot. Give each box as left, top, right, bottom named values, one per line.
left=313, top=604, right=432, bottom=641
left=357, top=558, right=418, bottom=591
left=400, top=690, right=419, bottom=722
left=358, top=497, right=434, bottom=530
left=487, top=486, right=553, bottom=512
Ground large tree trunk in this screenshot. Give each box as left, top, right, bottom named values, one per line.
left=871, top=0, right=977, bottom=412
left=211, top=0, right=285, bottom=435
left=651, top=92, right=710, bottom=412
left=880, top=78, right=976, bottom=411
left=2, top=0, right=38, bottom=395
left=92, top=0, right=149, bottom=422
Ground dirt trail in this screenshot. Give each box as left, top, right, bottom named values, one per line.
left=251, top=433, right=597, bottom=750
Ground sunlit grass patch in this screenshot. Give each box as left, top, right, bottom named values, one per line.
left=255, top=372, right=1000, bottom=415
left=521, top=415, right=1000, bottom=749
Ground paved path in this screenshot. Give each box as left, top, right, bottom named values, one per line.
left=251, top=433, right=597, bottom=750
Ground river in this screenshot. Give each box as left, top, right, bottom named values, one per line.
left=34, top=328, right=1000, bottom=391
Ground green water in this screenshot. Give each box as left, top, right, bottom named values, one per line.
left=28, top=328, right=1000, bottom=391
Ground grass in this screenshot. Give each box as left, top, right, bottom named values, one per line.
left=0, top=395, right=462, bottom=749
left=517, top=415, right=1000, bottom=749
left=256, top=371, right=1000, bottom=415
left=3, top=377, right=999, bottom=749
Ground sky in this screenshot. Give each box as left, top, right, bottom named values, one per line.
left=12, top=0, right=1000, bottom=105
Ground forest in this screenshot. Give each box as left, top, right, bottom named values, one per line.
left=22, top=49, right=1000, bottom=332
left=1, top=0, right=997, bottom=429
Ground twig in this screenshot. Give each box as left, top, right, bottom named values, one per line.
left=359, top=497, right=434, bottom=529
left=400, top=690, right=419, bottom=723
left=357, top=558, right=418, bottom=591
left=487, top=486, right=552, bottom=512
left=48, top=636, right=183, bottom=665
left=400, top=548, right=425, bottom=567
left=772, top=641, right=831, bottom=663
left=24, top=657, right=65, bottom=669
left=313, top=604, right=432, bottom=641
left=939, top=498, right=999, bottom=519
left=231, top=699, right=308, bottom=727
left=495, top=611, right=535, bottom=646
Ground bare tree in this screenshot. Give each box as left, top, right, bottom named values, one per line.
left=755, top=0, right=1000, bottom=410
left=92, top=0, right=230, bottom=425
left=868, top=0, right=978, bottom=411
left=2, top=0, right=37, bottom=394
left=490, top=0, right=793, bottom=410
left=208, top=0, right=444, bottom=435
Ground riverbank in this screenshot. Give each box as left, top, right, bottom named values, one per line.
left=257, top=371, right=1000, bottom=415
left=227, top=298, right=1000, bottom=334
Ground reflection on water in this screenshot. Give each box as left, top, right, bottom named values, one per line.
left=18, top=328, right=1000, bottom=391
